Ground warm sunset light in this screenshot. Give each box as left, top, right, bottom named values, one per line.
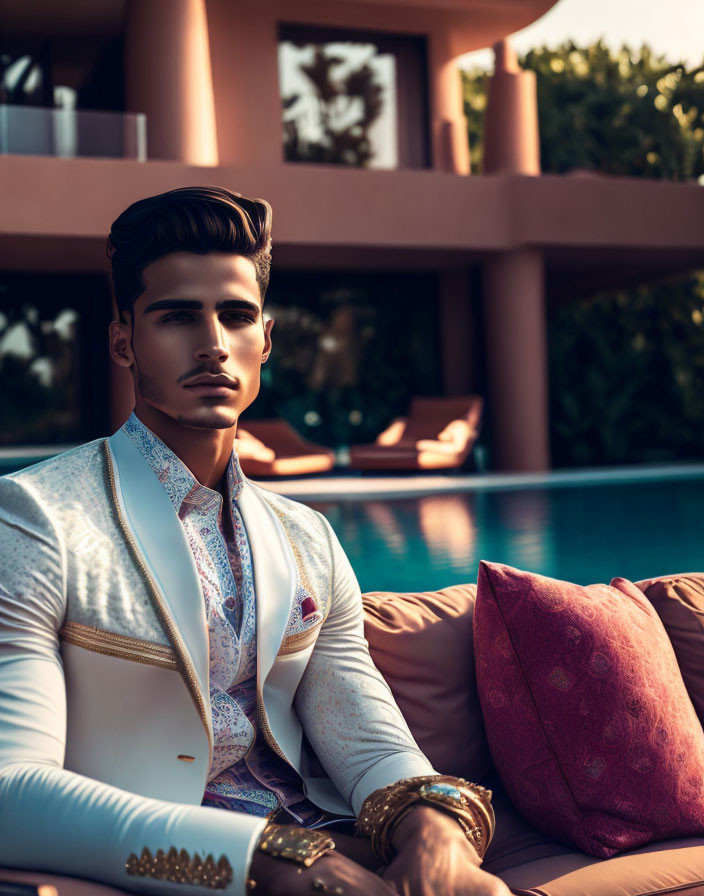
left=2, top=2, right=704, bottom=894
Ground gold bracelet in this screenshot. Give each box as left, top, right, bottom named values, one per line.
left=355, top=775, right=495, bottom=864
left=255, top=823, right=336, bottom=867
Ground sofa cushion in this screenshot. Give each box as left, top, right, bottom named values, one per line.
left=635, top=573, right=704, bottom=725
left=482, top=776, right=704, bottom=896
left=496, top=836, right=704, bottom=896
left=474, top=560, right=704, bottom=858
left=482, top=772, right=577, bottom=875
left=362, top=584, right=493, bottom=781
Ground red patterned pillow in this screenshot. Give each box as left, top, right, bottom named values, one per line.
left=474, top=560, right=704, bottom=858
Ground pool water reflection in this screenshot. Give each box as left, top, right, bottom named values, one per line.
left=309, top=476, right=704, bottom=593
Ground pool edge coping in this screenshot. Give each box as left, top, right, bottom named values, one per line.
left=252, top=463, right=704, bottom=502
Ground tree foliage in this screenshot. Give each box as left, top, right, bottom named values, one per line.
left=527, top=41, right=704, bottom=179
left=549, top=276, right=704, bottom=465
left=463, top=41, right=704, bottom=466
left=463, top=40, right=704, bottom=179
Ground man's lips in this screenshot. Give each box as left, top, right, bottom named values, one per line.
left=183, top=374, right=238, bottom=397
left=185, top=384, right=236, bottom=397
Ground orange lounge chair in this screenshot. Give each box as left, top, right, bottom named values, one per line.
left=347, top=396, right=483, bottom=472
left=235, top=419, right=335, bottom=477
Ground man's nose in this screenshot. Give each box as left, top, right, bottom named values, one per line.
left=195, top=316, right=229, bottom=362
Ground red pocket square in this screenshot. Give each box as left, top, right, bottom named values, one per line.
left=301, top=595, right=320, bottom=622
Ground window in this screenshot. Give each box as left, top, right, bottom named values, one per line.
left=279, top=24, right=429, bottom=170
left=0, top=273, right=111, bottom=446
left=1, top=35, right=124, bottom=112
left=0, top=44, right=52, bottom=107
left=0, top=36, right=143, bottom=159
left=247, top=271, right=441, bottom=446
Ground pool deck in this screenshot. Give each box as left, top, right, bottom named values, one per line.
left=253, top=462, right=704, bottom=502
left=4, top=445, right=704, bottom=502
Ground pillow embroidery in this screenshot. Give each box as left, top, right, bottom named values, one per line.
left=474, top=560, right=704, bottom=858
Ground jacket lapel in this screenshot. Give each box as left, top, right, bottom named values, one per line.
left=106, top=431, right=212, bottom=752
left=238, top=482, right=296, bottom=686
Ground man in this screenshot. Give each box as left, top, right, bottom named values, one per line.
left=0, top=187, right=509, bottom=896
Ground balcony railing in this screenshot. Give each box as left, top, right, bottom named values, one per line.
left=0, top=105, right=147, bottom=160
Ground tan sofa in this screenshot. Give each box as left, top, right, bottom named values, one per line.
left=363, top=578, right=704, bottom=896
left=2, top=576, right=703, bottom=896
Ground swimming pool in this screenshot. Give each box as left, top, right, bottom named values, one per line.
left=308, top=474, right=704, bottom=593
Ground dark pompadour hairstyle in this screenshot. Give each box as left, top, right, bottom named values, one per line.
left=106, top=186, right=272, bottom=320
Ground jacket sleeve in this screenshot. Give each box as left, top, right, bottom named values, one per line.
left=0, top=476, right=266, bottom=896
left=293, top=511, right=435, bottom=815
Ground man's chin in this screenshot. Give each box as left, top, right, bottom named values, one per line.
left=176, top=410, right=238, bottom=431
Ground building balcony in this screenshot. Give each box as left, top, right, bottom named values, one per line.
left=0, top=105, right=146, bottom=161
left=1, top=153, right=704, bottom=298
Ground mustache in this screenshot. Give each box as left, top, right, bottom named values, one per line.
left=178, top=364, right=234, bottom=383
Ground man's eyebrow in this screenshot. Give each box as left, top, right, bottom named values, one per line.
left=142, top=298, right=260, bottom=314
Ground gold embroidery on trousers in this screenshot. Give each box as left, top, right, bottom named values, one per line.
left=60, top=621, right=178, bottom=670
left=125, top=847, right=233, bottom=889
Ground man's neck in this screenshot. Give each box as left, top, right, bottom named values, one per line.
left=132, top=405, right=236, bottom=492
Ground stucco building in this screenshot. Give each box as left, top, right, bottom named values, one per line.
left=2, top=0, right=704, bottom=471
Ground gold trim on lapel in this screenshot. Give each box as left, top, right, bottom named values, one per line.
left=262, top=500, right=334, bottom=626
left=238, top=482, right=299, bottom=766
left=264, top=502, right=328, bottom=622
left=277, top=623, right=322, bottom=657
left=102, top=438, right=212, bottom=759
left=60, top=621, right=178, bottom=670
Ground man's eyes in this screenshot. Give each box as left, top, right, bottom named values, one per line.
left=160, top=312, right=192, bottom=322
left=160, top=311, right=254, bottom=323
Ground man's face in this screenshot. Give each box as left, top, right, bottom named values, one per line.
left=110, top=251, right=273, bottom=431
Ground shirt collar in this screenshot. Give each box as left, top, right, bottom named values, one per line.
left=121, top=411, right=245, bottom=518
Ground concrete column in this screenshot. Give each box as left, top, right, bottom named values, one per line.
left=483, top=249, right=550, bottom=471
left=439, top=269, right=475, bottom=394
left=124, top=0, right=218, bottom=165
left=429, top=29, right=470, bottom=174
left=483, top=38, right=540, bottom=175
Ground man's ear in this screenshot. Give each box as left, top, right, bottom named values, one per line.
left=262, top=316, right=274, bottom=362
left=109, top=316, right=135, bottom=369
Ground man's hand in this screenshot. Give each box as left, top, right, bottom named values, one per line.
left=248, top=849, right=397, bottom=895
left=382, top=806, right=512, bottom=896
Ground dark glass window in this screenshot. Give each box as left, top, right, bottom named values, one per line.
left=0, top=35, right=131, bottom=159
left=246, top=271, right=442, bottom=446
left=1, top=35, right=124, bottom=112
left=0, top=273, right=111, bottom=446
left=279, top=24, right=429, bottom=169
left=0, top=43, right=52, bottom=106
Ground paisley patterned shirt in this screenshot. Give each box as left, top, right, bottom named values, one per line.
left=123, top=412, right=317, bottom=821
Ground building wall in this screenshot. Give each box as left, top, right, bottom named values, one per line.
left=5, top=0, right=704, bottom=470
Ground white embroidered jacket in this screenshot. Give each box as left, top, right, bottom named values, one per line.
left=0, top=430, right=433, bottom=896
